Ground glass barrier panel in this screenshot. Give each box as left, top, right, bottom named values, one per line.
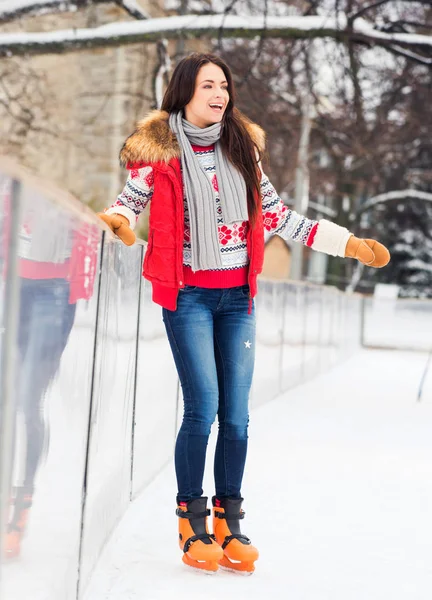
left=78, top=240, right=142, bottom=594
left=1, top=181, right=101, bottom=600
left=252, top=280, right=284, bottom=408
left=320, top=288, right=339, bottom=371
left=131, top=279, right=179, bottom=498
left=363, top=297, right=432, bottom=351
left=280, top=283, right=306, bottom=392
left=303, top=286, right=322, bottom=380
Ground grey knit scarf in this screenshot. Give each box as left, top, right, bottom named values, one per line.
left=169, top=111, right=248, bottom=271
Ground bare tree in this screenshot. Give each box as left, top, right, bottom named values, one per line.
left=212, top=1, right=431, bottom=290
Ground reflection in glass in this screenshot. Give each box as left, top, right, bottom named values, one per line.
left=1, top=182, right=101, bottom=600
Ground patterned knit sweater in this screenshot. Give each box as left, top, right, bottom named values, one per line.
left=106, top=144, right=351, bottom=287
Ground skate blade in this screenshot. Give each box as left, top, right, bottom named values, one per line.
left=182, top=554, right=219, bottom=574
left=219, top=556, right=255, bottom=575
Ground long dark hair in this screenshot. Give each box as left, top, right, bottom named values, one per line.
left=161, top=53, right=262, bottom=228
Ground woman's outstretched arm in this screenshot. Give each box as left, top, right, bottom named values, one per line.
left=259, top=168, right=389, bottom=268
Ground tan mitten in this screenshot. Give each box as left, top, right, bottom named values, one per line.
left=345, top=235, right=390, bottom=268
left=97, top=213, right=136, bottom=246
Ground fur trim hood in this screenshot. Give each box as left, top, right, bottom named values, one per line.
left=119, top=109, right=266, bottom=167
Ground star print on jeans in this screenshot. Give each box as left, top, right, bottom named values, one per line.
left=244, top=340, right=252, bottom=349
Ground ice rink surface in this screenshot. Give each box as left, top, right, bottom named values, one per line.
left=85, top=349, right=432, bottom=600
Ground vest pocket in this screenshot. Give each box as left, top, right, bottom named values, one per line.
left=144, top=236, right=176, bottom=284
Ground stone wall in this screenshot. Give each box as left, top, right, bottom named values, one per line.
left=0, top=2, right=169, bottom=213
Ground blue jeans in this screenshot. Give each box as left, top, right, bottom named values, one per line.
left=162, top=285, right=256, bottom=504
left=16, top=278, right=76, bottom=493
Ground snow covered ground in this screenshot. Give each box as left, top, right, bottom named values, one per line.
left=84, top=348, right=432, bottom=600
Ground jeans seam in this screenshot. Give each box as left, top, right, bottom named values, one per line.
left=214, top=331, right=230, bottom=496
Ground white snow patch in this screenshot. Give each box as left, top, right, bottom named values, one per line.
left=84, top=349, right=432, bottom=600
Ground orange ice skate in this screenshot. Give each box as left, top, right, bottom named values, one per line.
left=212, top=496, right=259, bottom=575
left=4, top=493, right=32, bottom=560
left=177, top=497, right=223, bottom=574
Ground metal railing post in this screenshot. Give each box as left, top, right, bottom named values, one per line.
left=0, top=179, right=22, bottom=590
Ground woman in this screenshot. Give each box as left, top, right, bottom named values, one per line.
left=99, top=53, right=390, bottom=575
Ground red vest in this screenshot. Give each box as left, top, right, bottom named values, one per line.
left=140, top=157, right=264, bottom=312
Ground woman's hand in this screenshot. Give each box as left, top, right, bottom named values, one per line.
left=345, top=235, right=390, bottom=268
left=97, top=212, right=136, bottom=246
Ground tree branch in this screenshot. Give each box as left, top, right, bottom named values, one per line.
left=352, top=190, right=432, bottom=219
left=217, top=0, right=240, bottom=51
left=237, top=0, right=269, bottom=87
left=350, top=0, right=432, bottom=22
left=348, top=41, right=366, bottom=134
left=0, top=0, right=149, bottom=24
left=0, top=1, right=96, bottom=24
left=349, top=0, right=393, bottom=23
left=0, top=14, right=430, bottom=59
left=391, top=20, right=432, bottom=30
left=384, top=43, right=432, bottom=66
left=114, top=0, right=149, bottom=21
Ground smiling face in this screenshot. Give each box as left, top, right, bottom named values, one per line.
left=184, top=63, right=230, bottom=129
